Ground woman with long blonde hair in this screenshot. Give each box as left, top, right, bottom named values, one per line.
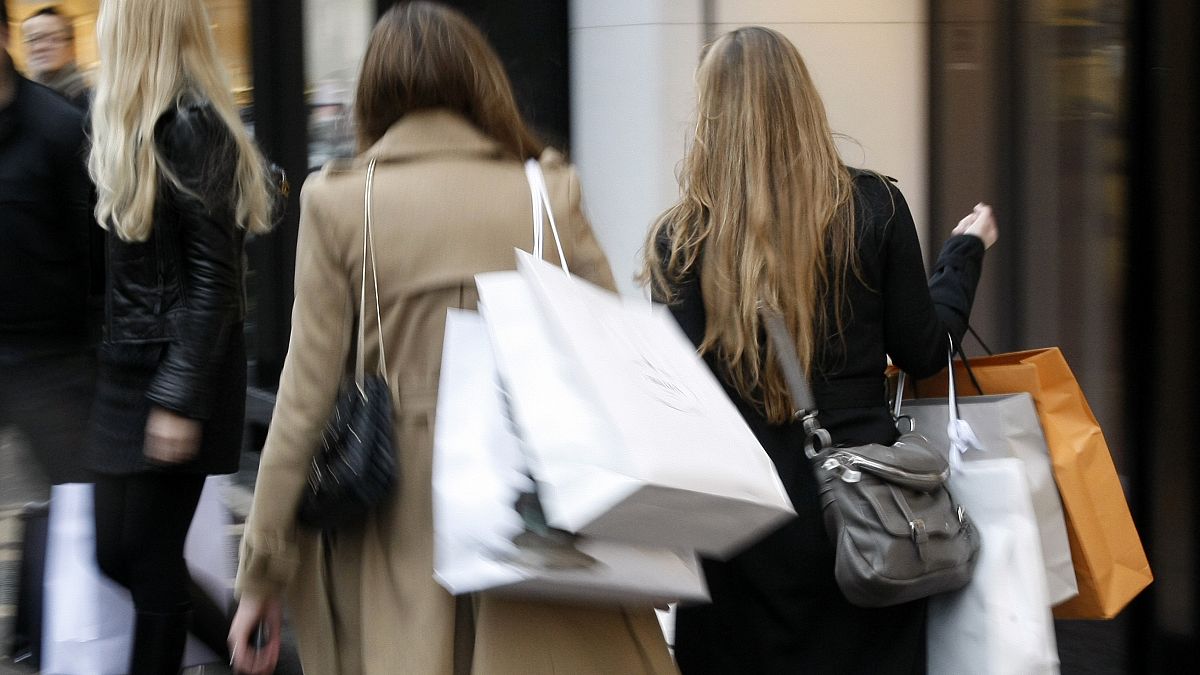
left=86, top=0, right=275, bottom=671
left=230, top=3, right=674, bottom=674
left=644, top=27, right=997, bottom=673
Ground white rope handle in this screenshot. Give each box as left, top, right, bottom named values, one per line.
left=355, top=158, right=389, bottom=392
left=524, top=159, right=570, bottom=275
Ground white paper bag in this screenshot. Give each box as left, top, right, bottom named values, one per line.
left=41, top=479, right=232, bottom=674
left=927, top=457, right=1060, bottom=674
left=900, top=392, right=1077, bottom=604
left=473, top=253, right=794, bottom=557
left=432, top=309, right=709, bottom=605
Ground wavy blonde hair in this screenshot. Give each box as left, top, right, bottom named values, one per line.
left=88, top=0, right=273, bottom=242
left=642, top=27, right=858, bottom=424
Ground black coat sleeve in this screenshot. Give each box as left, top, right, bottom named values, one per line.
left=54, top=114, right=93, bottom=282
left=144, top=104, right=243, bottom=420
left=880, top=183, right=985, bottom=378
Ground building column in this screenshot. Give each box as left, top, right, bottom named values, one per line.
left=568, top=0, right=706, bottom=294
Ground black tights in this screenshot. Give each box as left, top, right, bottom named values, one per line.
left=94, top=472, right=229, bottom=674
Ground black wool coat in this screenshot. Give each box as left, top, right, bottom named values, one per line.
left=661, top=170, right=986, bottom=675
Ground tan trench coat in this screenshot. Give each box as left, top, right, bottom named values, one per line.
left=236, top=110, right=677, bottom=675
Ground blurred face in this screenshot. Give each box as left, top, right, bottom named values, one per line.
left=21, top=14, right=75, bottom=78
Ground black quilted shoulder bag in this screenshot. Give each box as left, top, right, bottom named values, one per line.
left=298, top=158, right=397, bottom=530
left=762, top=310, right=979, bottom=607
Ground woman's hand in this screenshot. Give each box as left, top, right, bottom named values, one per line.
left=229, top=594, right=284, bottom=675
left=144, top=406, right=202, bottom=464
left=951, top=202, right=999, bottom=249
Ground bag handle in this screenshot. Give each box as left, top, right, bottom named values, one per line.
left=893, top=336, right=957, bottom=421
left=524, top=159, right=570, bottom=275
left=893, top=324, right=998, bottom=419
left=355, top=158, right=389, bottom=392
left=894, top=336, right=984, bottom=469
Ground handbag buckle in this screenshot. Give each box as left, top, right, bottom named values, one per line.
left=801, top=413, right=832, bottom=459
left=821, top=457, right=862, bottom=483
left=909, top=518, right=928, bottom=544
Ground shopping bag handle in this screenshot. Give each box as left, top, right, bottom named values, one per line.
left=894, top=336, right=958, bottom=421
left=524, top=159, right=570, bottom=276
left=965, top=323, right=994, bottom=356
left=894, top=338, right=984, bottom=468
left=894, top=331, right=988, bottom=405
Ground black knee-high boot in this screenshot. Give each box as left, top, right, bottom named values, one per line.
left=187, top=579, right=232, bottom=663
left=129, top=609, right=190, bottom=675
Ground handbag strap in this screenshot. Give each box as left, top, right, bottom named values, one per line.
left=762, top=309, right=817, bottom=413
left=356, top=158, right=389, bottom=391
left=524, top=159, right=570, bottom=275
left=760, top=308, right=831, bottom=454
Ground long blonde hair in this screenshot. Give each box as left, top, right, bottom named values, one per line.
left=88, top=0, right=273, bottom=242
left=642, top=27, right=858, bottom=424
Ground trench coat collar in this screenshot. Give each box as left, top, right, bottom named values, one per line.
left=348, top=108, right=504, bottom=168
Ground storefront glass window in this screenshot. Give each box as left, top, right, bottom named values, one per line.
left=304, top=0, right=374, bottom=170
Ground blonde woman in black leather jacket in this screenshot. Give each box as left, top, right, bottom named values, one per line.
left=85, top=0, right=276, bottom=672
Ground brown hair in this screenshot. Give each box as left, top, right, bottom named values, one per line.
left=354, top=1, right=543, bottom=158
left=642, top=26, right=860, bottom=424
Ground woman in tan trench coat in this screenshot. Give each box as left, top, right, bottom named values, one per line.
left=228, top=3, right=676, bottom=674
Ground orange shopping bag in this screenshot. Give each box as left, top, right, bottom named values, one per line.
left=911, top=347, right=1152, bottom=619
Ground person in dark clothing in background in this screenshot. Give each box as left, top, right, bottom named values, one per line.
left=643, top=27, right=997, bottom=674
left=1, top=4, right=96, bottom=665
left=0, top=0, right=96, bottom=493
left=20, top=5, right=90, bottom=111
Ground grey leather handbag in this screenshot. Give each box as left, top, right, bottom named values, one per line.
left=762, top=311, right=980, bottom=607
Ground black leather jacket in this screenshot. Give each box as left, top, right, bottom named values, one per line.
left=103, top=101, right=245, bottom=421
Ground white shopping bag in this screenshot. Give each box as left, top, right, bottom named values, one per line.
left=926, top=372, right=1059, bottom=675
left=474, top=253, right=794, bottom=557
left=41, top=479, right=233, bottom=674
left=432, top=309, right=709, bottom=605
left=927, top=457, right=1061, bottom=674
left=900, top=392, right=1077, bottom=605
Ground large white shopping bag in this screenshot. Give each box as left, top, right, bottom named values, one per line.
left=900, top=392, right=1077, bottom=605
left=41, top=480, right=232, bottom=674
left=473, top=253, right=794, bottom=557
left=926, top=373, right=1059, bottom=675
left=927, top=457, right=1060, bottom=674
left=432, top=309, right=708, bottom=605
